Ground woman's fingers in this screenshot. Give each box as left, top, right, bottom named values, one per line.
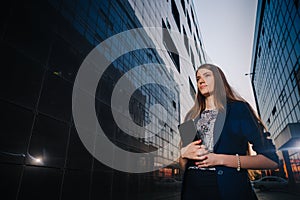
left=192, top=139, right=202, bottom=145
left=195, top=155, right=208, bottom=164
left=181, top=140, right=208, bottom=159
left=196, top=155, right=208, bottom=161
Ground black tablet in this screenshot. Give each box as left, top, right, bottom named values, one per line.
left=178, top=119, right=198, bottom=147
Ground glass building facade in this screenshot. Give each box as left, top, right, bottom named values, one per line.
left=0, top=0, right=206, bottom=199
left=251, top=0, right=300, bottom=184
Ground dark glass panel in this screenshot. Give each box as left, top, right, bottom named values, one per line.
left=0, top=43, right=45, bottom=109
left=180, top=0, right=185, bottom=12
left=4, top=0, right=55, bottom=65
left=0, top=1, right=14, bottom=38
left=171, top=0, right=180, bottom=32
left=18, top=166, right=63, bottom=200
left=61, top=169, right=91, bottom=200
left=0, top=101, right=34, bottom=164
left=187, top=12, right=192, bottom=32
left=66, top=127, right=93, bottom=170
left=90, top=171, right=113, bottom=200
left=38, top=70, right=73, bottom=122
left=0, top=163, right=22, bottom=200
left=93, top=158, right=113, bottom=171
left=111, top=171, right=130, bottom=199
left=26, top=114, right=69, bottom=167
left=48, top=35, right=83, bottom=83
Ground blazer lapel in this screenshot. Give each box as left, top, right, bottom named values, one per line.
left=213, top=103, right=231, bottom=151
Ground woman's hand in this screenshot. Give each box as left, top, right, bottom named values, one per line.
left=181, top=140, right=209, bottom=160
left=194, top=153, right=222, bottom=168
left=195, top=153, right=279, bottom=169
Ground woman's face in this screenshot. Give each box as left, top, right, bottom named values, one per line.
left=196, top=68, right=215, bottom=97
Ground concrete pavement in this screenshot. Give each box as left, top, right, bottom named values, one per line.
left=131, top=184, right=300, bottom=200
left=255, top=189, right=300, bottom=200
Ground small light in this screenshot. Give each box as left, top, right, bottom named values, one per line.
left=53, top=71, right=62, bottom=76
left=27, top=153, right=44, bottom=164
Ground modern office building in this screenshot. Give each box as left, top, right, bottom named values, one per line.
left=0, top=0, right=206, bottom=199
left=251, top=0, right=300, bottom=184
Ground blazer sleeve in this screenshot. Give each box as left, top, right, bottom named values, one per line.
left=239, top=102, right=279, bottom=164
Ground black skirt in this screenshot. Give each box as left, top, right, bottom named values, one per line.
left=181, top=169, right=221, bottom=200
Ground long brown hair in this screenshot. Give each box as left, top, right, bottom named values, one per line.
left=184, top=64, right=265, bottom=129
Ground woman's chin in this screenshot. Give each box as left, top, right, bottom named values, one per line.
left=200, top=91, right=210, bottom=97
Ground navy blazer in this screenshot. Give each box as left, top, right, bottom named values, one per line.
left=211, top=101, right=279, bottom=199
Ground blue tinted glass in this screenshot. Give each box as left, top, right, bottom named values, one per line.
left=72, top=20, right=84, bottom=35
left=89, top=5, right=97, bottom=23
left=281, top=0, right=288, bottom=14
left=85, top=31, right=94, bottom=45
left=78, top=0, right=88, bottom=12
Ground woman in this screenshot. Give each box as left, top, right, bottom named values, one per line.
left=179, top=64, right=279, bottom=200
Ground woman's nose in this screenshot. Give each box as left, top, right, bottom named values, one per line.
left=199, top=77, right=205, bottom=83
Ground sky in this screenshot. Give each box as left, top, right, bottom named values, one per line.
left=194, top=0, right=258, bottom=109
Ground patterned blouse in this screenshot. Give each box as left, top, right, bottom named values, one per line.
left=196, top=109, right=218, bottom=152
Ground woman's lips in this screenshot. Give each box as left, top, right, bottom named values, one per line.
left=199, top=85, right=207, bottom=89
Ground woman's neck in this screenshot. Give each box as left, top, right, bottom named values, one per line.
left=205, top=95, right=216, bottom=110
